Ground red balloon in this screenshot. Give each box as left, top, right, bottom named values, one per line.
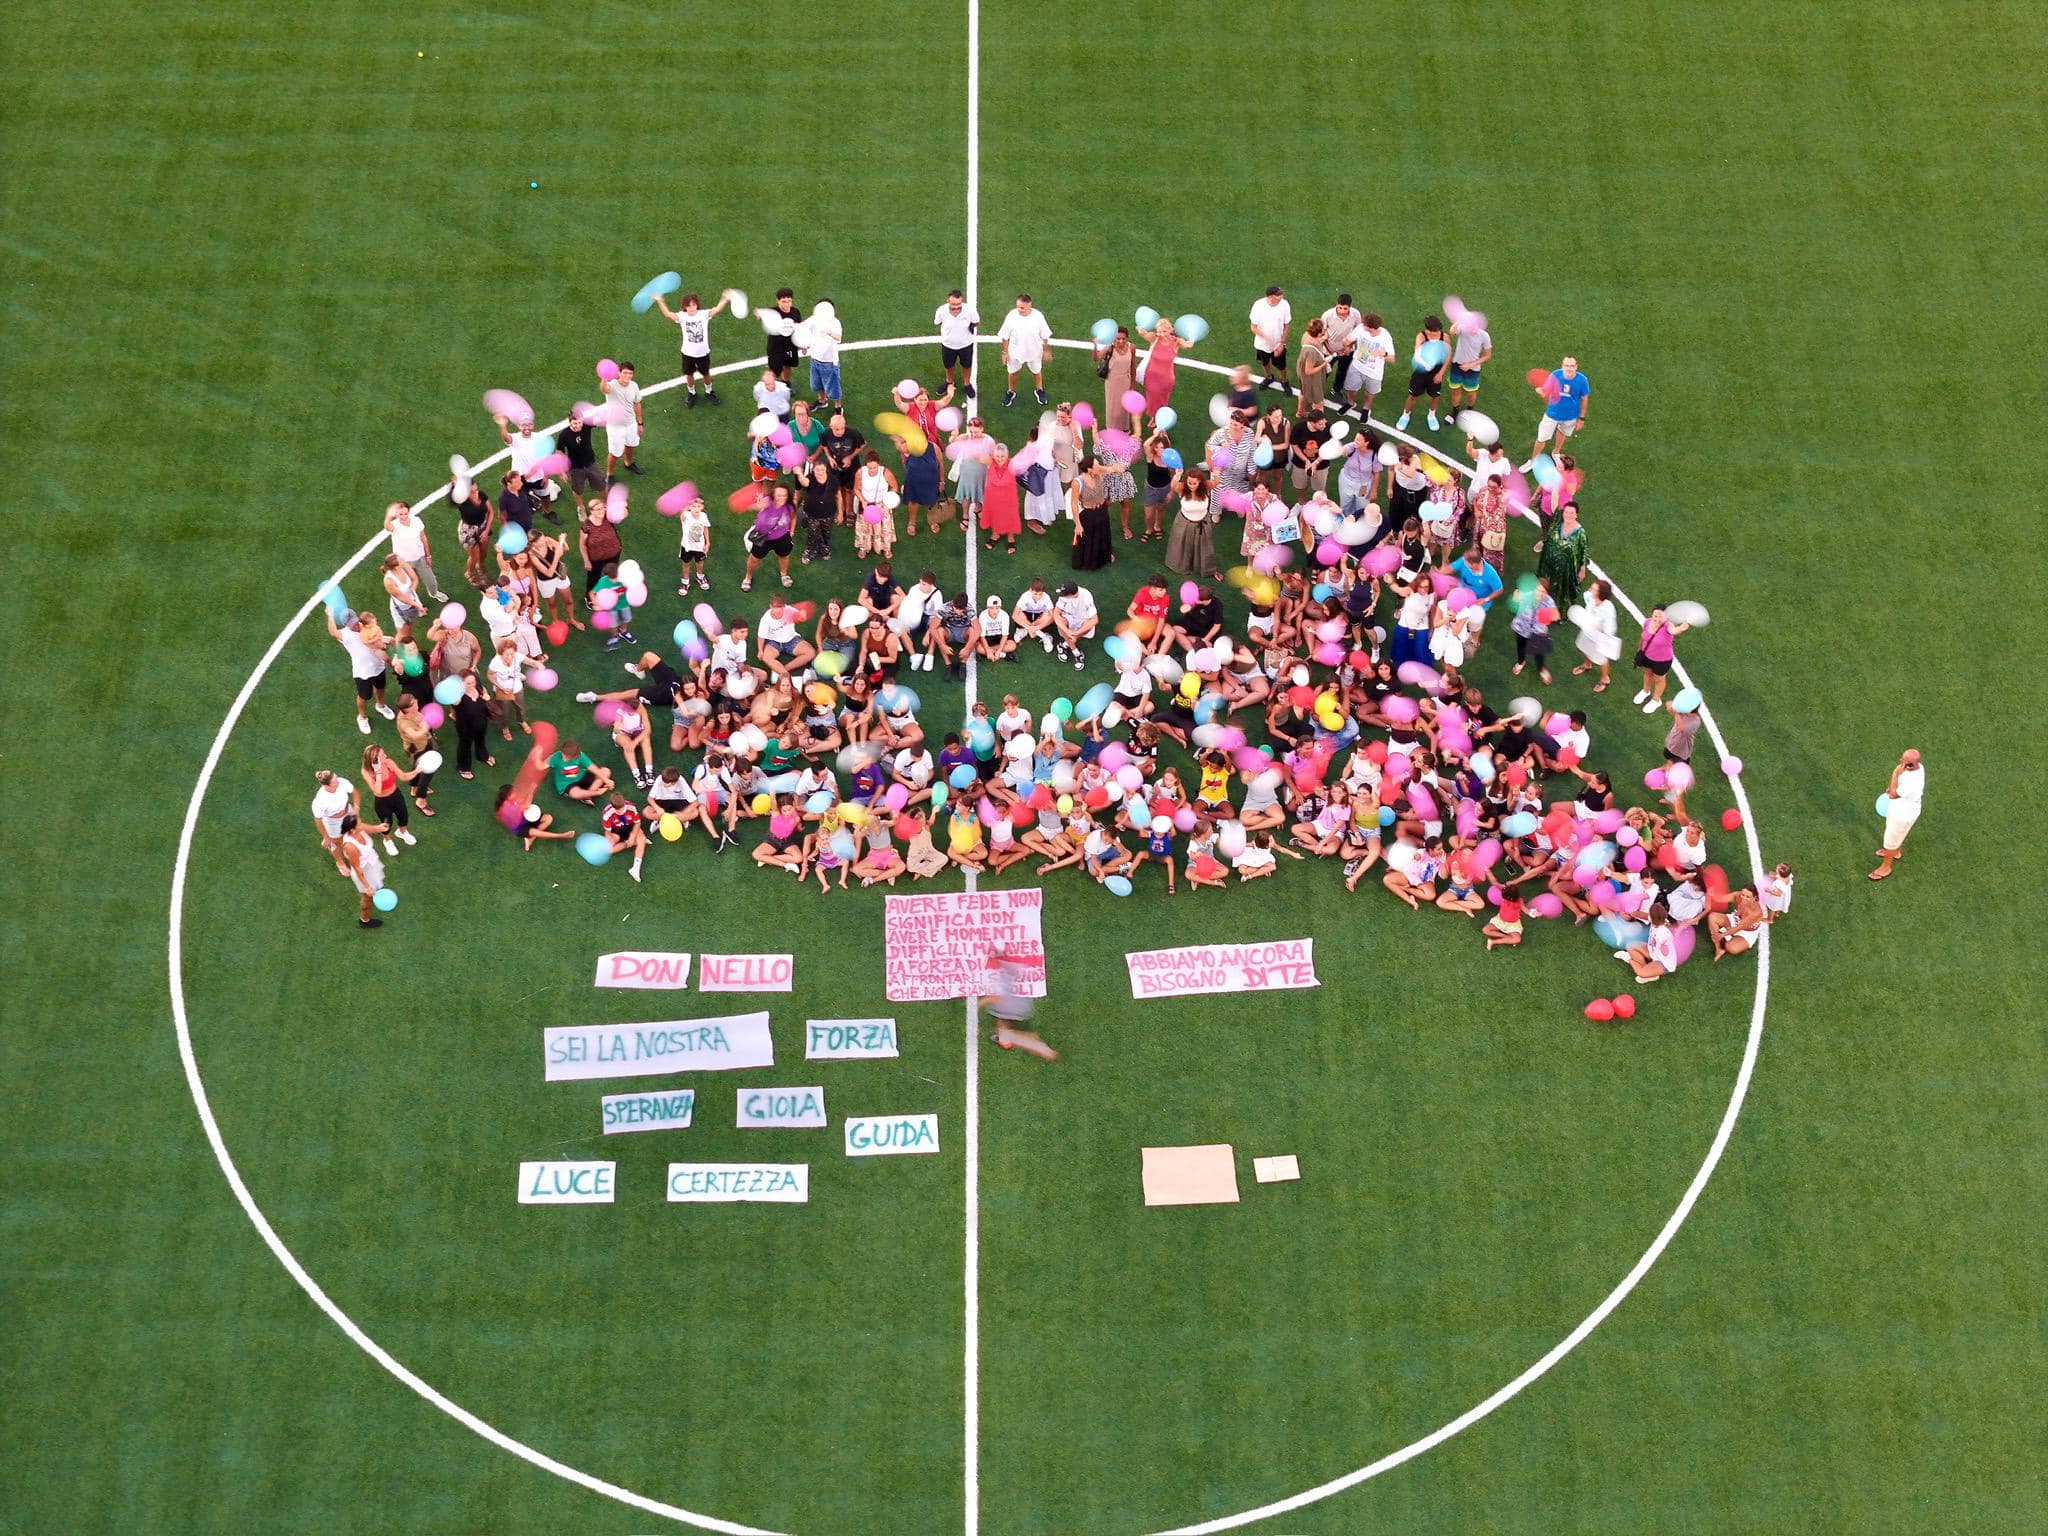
left=1082, top=785, right=1110, bottom=810
left=1008, top=802, right=1034, bottom=828
left=1526, top=366, right=1550, bottom=391
left=727, top=482, right=764, bottom=514
left=1584, top=998, right=1616, bottom=1022
left=1027, top=784, right=1054, bottom=810
left=1611, top=994, right=1637, bottom=1019
left=545, top=620, right=569, bottom=647
left=1720, top=807, right=1743, bottom=831
left=1286, top=685, right=1315, bottom=709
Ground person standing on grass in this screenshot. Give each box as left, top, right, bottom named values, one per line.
left=361, top=743, right=420, bottom=852
left=753, top=367, right=792, bottom=423
left=602, top=361, right=644, bottom=479
left=384, top=501, right=446, bottom=603
left=1532, top=499, right=1590, bottom=608
left=1347, top=311, right=1396, bottom=417
left=807, top=299, right=844, bottom=409
left=382, top=552, right=427, bottom=636
left=1869, top=748, right=1925, bottom=882
left=560, top=408, right=603, bottom=499
left=1098, top=325, right=1140, bottom=433
left=1569, top=576, right=1620, bottom=692
left=653, top=289, right=729, bottom=407
left=496, top=420, right=563, bottom=522
left=451, top=476, right=494, bottom=589
left=529, top=525, right=580, bottom=632
left=1630, top=604, right=1690, bottom=713
left=333, top=814, right=390, bottom=929
left=1445, top=314, right=1493, bottom=424
left=311, top=769, right=360, bottom=859
left=762, top=288, right=803, bottom=384
left=1522, top=356, right=1590, bottom=470
left=1141, top=314, right=1185, bottom=422
left=739, top=482, right=797, bottom=591
left=1319, top=295, right=1365, bottom=414
left=1295, top=317, right=1331, bottom=417
left=1396, top=315, right=1450, bottom=432
left=327, top=608, right=393, bottom=735
left=1250, top=284, right=1292, bottom=390
left=576, top=497, right=622, bottom=599
left=820, top=410, right=867, bottom=524
left=935, top=289, right=980, bottom=398
left=996, top=293, right=1053, bottom=408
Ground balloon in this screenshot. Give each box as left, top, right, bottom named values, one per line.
left=527, top=668, right=558, bottom=692
left=895, top=377, right=920, bottom=400
left=1667, top=600, right=1712, bottom=628
left=1585, top=998, right=1615, bottom=1022
left=1623, top=846, right=1648, bottom=872
left=1457, top=409, right=1499, bottom=446
left=431, top=676, right=464, bottom=707
left=1120, top=389, right=1147, bottom=416
left=1134, top=305, right=1160, bottom=332
left=1611, top=994, right=1637, bottom=1019
left=1072, top=402, right=1096, bottom=429
left=1104, top=874, right=1133, bottom=896
left=605, top=482, right=630, bottom=524
left=1720, top=755, right=1744, bottom=777
left=748, top=411, right=779, bottom=439
left=1174, top=313, right=1209, bottom=343
left=482, top=388, right=532, bottom=423
left=370, top=887, right=398, bottom=912
left=1502, top=812, right=1538, bottom=838
left=1874, top=793, right=1892, bottom=817
left=574, top=833, right=612, bottom=866
left=1595, top=915, right=1650, bottom=950
left=1252, top=441, right=1273, bottom=468
left=727, top=483, right=763, bottom=514
left=947, top=764, right=977, bottom=790
left=775, top=442, right=806, bottom=470
left=496, top=524, right=527, bottom=555
left=1672, top=686, right=1703, bottom=713
left=630, top=270, right=681, bottom=312
left=596, top=358, right=620, bottom=382
left=1420, top=457, right=1453, bottom=486
left=1665, top=762, right=1694, bottom=792
left=1721, top=808, right=1743, bottom=831
left=1415, top=339, right=1448, bottom=369
left=1208, top=393, right=1232, bottom=428
left=1155, top=406, right=1177, bottom=430
left=935, top=405, right=962, bottom=432
left=1525, top=367, right=1550, bottom=392
left=1090, top=318, right=1117, bottom=345
left=1528, top=893, right=1564, bottom=919
left=657, top=481, right=700, bottom=515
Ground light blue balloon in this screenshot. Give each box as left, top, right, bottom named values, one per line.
left=1252, top=442, right=1273, bottom=468
left=1174, top=314, right=1209, bottom=344
left=1594, top=915, right=1650, bottom=951
left=433, top=675, right=465, bottom=707
left=1531, top=456, right=1562, bottom=490
left=1672, top=686, right=1702, bottom=713
left=1135, top=305, right=1160, bottom=332
left=948, top=764, right=977, bottom=790
left=575, top=833, right=612, bottom=866
left=1074, top=683, right=1115, bottom=721
left=497, top=524, right=528, bottom=555
left=930, top=782, right=948, bottom=808
left=1378, top=806, right=1396, bottom=827
left=1154, top=406, right=1178, bottom=431
left=1160, top=448, right=1183, bottom=470
left=805, top=790, right=832, bottom=813
left=1875, top=793, right=1892, bottom=817
left=673, top=619, right=699, bottom=648
left=631, top=270, right=682, bottom=312
left=1502, top=811, right=1539, bottom=837
left=1104, top=874, right=1133, bottom=896
left=1416, top=339, right=1448, bottom=369
left=317, top=582, right=348, bottom=620
left=371, top=887, right=398, bottom=912
left=829, top=831, right=857, bottom=863
left=1311, top=583, right=1334, bottom=602
left=1090, top=317, right=1117, bottom=345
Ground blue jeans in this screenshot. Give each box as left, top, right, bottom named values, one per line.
left=810, top=362, right=841, bottom=398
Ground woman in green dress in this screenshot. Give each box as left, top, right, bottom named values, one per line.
left=1531, top=499, right=1589, bottom=608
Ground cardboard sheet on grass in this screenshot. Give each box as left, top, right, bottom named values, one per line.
left=1125, top=939, right=1320, bottom=1000
left=885, top=888, right=1045, bottom=1001
left=1142, top=1144, right=1240, bottom=1206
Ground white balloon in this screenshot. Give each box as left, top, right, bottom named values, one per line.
left=883, top=492, right=901, bottom=509
left=1456, top=409, right=1499, bottom=446
left=1219, top=822, right=1247, bottom=859
left=1377, top=442, right=1399, bottom=467
left=792, top=322, right=815, bottom=350
left=748, top=411, right=778, bottom=439
left=449, top=453, right=470, bottom=480
left=726, top=288, right=750, bottom=319
left=1328, top=420, right=1351, bottom=441
left=417, top=750, right=444, bottom=774
left=1208, top=393, right=1231, bottom=427
left=1667, top=600, right=1712, bottom=628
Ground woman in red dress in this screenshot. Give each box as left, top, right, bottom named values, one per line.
left=980, top=441, right=1021, bottom=553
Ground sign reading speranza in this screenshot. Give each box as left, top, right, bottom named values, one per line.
left=737, top=1086, right=827, bottom=1128
left=593, top=950, right=693, bottom=989
left=884, top=889, right=1046, bottom=1002
left=543, top=1012, right=774, bottom=1081
left=600, top=1088, right=696, bottom=1134
left=844, top=1113, right=941, bottom=1157
left=805, top=1019, right=900, bottom=1060
left=1124, top=939, right=1321, bottom=999
left=518, top=1161, right=616, bottom=1203
left=698, top=953, right=794, bottom=992
left=666, top=1163, right=810, bottom=1203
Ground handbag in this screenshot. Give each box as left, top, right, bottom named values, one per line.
left=1095, top=346, right=1112, bottom=380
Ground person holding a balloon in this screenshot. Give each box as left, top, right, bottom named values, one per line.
left=1395, top=315, right=1451, bottom=433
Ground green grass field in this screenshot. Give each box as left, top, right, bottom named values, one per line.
left=4, top=2, right=2043, bottom=1532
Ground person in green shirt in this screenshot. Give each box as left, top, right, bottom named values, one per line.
left=592, top=562, right=638, bottom=653
left=546, top=739, right=614, bottom=802
left=786, top=399, right=825, bottom=456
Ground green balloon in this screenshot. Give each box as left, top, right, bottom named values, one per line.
left=930, top=783, right=948, bottom=808
left=1051, top=697, right=1074, bottom=720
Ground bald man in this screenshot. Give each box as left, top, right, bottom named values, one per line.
left=1870, top=749, right=1924, bottom=881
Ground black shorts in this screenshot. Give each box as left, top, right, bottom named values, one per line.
left=1255, top=346, right=1287, bottom=369
left=679, top=541, right=708, bottom=561
left=941, top=343, right=975, bottom=369
left=767, top=339, right=798, bottom=372
left=1409, top=369, right=1442, bottom=398
left=353, top=673, right=385, bottom=700
left=748, top=532, right=794, bottom=558
left=680, top=352, right=711, bottom=379
left=1633, top=650, right=1672, bottom=676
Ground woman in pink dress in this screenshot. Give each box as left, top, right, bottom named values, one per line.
left=1142, top=317, right=1184, bottom=418
left=981, top=442, right=1021, bottom=552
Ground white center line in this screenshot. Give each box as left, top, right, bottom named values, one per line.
left=961, top=1, right=983, bottom=1532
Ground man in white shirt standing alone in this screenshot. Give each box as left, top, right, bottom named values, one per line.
left=935, top=289, right=980, bottom=399
left=1870, top=748, right=1925, bottom=882
left=996, top=293, right=1053, bottom=409
left=1249, top=285, right=1292, bottom=391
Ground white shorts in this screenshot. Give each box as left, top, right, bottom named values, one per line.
left=606, top=422, right=641, bottom=453
left=1006, top=352, right=1045, bottom=376
left=538, top=577, right=570, bottom=598
left=1536, top=415, right=1580, bottom=443
left=1882, top=803, right=1920, bottom=852
left=1347, top=363, right=1384, bottom=393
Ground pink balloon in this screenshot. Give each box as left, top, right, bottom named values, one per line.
left=1442, top=294, right=1468, bottom=323
left=897, top=378, right=919, bottom=399
left=593, top=609, right=616, bottom=630
left=1589, top=882, right=1618, bottom=909
left=1383, top=752, right=1411, bottom=784
left=1173, top=806, right=1197, bottom=832
left=420, top=702, right=445, bottom=729
left=1592, top=808, right=1625, bottom=835
left=1456, top=799, right=1481, bottom=839
left=770, top=425, right=794, bottom=447
left=527, top=668, right=558, bottom=692
left=1097, top=428, right=1141, bottom=460
left=1720, top=755, right=1744, bottom=776
left=1383, top=695, right=1420, bottom=724
left=1362, top=545, right=1401, bottom=577
left=530, top=452, right=569, bottom=479
left=1665, top=762, right=1694, bottom=792
left=596, top=358, right=620, bottom=381
left=481, top=388, right=532, bottom=423
left=1623, top=846, right=1648, bottom=872
left=1439, top=726, right=1472, bottom=758
left=1429, top=570, right=1456, bottom=597
left=934, top=406, right=962, bottom=432
left=606, top=482, right=629, bottom=521
left=438, top=601, right=466, bottom=628
left=1471, top=838, right=1502, bottom=874
left=1672, top=926, right=1697, bottom=967
left=1120, top=389, right=1147, bottom=416
left=1446, top=585, right=1476, bottom=611
left=1261, top=503, right=1289, bottom=529
left=1215, top=488, right=1252, bottom=514
left=1072, top=402, right=1096, bottom=428
left=1313, top=641, right=1344, bottom=665
left=1251, top=545, right=1292, bottom=575
left=593, top=587, right=619, bottom=611
left=1486, top=884, right=1504, bottom=906
left=1644, top=768, right=1668, bottom=791
left=1529, top=892, right=1563, bottom=918
left=862, top=504, right=884, bottom=523
left=657, top=481, right=699, bottom=515
left=572, top=400, right=601, bottom=424
left=884, top=784, right=909, bottom=811
left=693, top=603, right=723, bottom=636
left=1407, top=785, right=1438, bottom=821
left=1314, top=537, right=1343, bottom=566
left=775, top=443, right=806, bottom=470
left=1098, top=742, right=1128, bottom=774
left=1616, top=825, right=1641, bottom=847
left=593, top=700, right=621, bottom=726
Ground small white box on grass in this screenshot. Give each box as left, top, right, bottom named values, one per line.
left=1253, top=1154, right=1301, bottom=1184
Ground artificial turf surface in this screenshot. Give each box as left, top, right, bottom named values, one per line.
left=3, top=2, right=2043, bottom=1533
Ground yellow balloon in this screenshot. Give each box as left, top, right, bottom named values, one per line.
left=1420, top=456, right=1452, bottom=485
left=839, top=804, right=869, bottom=827
left=658, top=813, right=682, bottom=842
left=1179, top=673, right=1201, bottom=698
left=901, top=425, right=929, bottom=456
left=1055, top=794, right=1074, bottom=815
left=750, top=793, right=772, bottom=814
left=875, top=411, right=927, bottom=454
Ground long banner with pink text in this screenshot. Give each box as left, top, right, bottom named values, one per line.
left=1125, top=939, right=1320, bottom=1000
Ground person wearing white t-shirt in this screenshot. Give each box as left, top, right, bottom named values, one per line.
left=382, top=501, right=446, bottom=602
left=602, top=364, right=644, bottom=479
left=1052, top=581, right=1097, bottom=667
left=1319, top=295, right=1365, bottom=412
left=973, top=594, right=1016, bottom=661
left=653, top=289, right=730, bottom=406
left=1871, top=749, right=1925, bottom=881
left=753, top=371, right=791, bottom=421
left=496, top=418, right=563, bottom=514
left=805, top=299, right=844, bottom=407
left=755, top=596, right=816, bottom=679
left=995, top=293, right=1053, bottom=408
left=325, top=608, right=393, bottom=734
left=1013, top=578, right=1056, bottom=652
left=1249, top=285, right=1293, bottom=389
left=934, top=289, right=981, bottom=398
left=1347, top=314, right=1397, bottom=415
left=310, top=770, right=360, bottom=858
left=1467, top=437, right=1512, bottom=492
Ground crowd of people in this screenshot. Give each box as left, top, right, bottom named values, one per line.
left=307, top=280, right=1789, bottom=987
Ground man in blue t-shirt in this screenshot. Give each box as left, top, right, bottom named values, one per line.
left=1522, top=355, right=1590, bottom=471
left=1449, top=545, right=1505, bottom=641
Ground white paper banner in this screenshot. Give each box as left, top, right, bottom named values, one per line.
left=737, top=1086, right=827, bottom=1128
left=1124, top=939, right=1321, bottom=1000
left=594, top=950, right=693, bottom=989
left=697, top=953, right=794, bottom=992
left=844, top=1113, right=941, bottom=1157
left=518, top=1161, right=616, bottom=1203
left=600, top=1088, right=696, bottom=1134
left=884, top=889, right=1046, bottom=1002
left=666, top=1163, right=810, bottom=1203
left=805, top=1019, right=900, bottom=1060
left=543, top=1012, right=774, bottom=1082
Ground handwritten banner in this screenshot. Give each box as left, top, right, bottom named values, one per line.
left=1124, top=939, right=1321, bottom=1000
left=805, top=1019, right=900, bottom=1060
left=737, top=1086, right=827, bottom=1128
left=884, top=889, right=1046, bottom=1002
left=543, top=1012, right=774, bottom=1082
left=518, top=1161, right=616, bottom=1204
left=666, top=1163, right=810, bottom=1203
left=601, top=1088, right=696, bottom=1134
left=698, top=953, right=794, bottom=992
left=845, top=1113, right=941, bottom=1157
left=594, top=950, right=693, bottom=989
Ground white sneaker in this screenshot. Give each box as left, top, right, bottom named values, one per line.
left=382, top=837, right=399, bottom=856
left=356, top=716, right=371, bottom=734
left=630, top=864, right=643, bottom=883
left=397, top=828, right=417, bottom=845
left=624, top=663, right=646, bottom=678
left=1642, top=698, right=1663, bottom=715
left=1427, top=411, right=1440, bottom=430
left=1395, top=412, right=1410, bottom=430
left=1040, top=635, right=1054, bottom=653
left=1631, top=689, right=1650, bottom=705
left=374, top=703, right=395, bottom=720
left=575, top=690, right=598, bottom=704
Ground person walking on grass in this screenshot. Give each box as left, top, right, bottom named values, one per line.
left=1250, top=284, right=1292, bottom=390
left=653, top=289, right=730, bottom=406
left=935, top=288, right=980, bottom=398
left=602, top=361, right=643, bottom=479
left=982, top=949, right=1056, bottom=1059
left=333, top=814, right=389, bottom=929
left=1870, top=748, right=1924, bottom=882
left=1522, top=356, right=1590, bottom=470
left=326, top=608, right=393, bottom=735
left=996, top=293, right=1053, bottom=408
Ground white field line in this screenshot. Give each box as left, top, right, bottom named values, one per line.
left=961, top=3, right=984, bottom=1531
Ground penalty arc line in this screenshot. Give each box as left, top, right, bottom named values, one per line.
left=166, top=335, right=1765, bottom=1536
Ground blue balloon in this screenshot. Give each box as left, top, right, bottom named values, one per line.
left=1174, top=314, right=1209, bottom=344
left=829, top=830, right=857, bottom=863
left=575, top=833, right=612, bottom=866
left=1531, top=456, right=1562, bottom=490
left=930, top=782, right=948, bottom=808
left=1252, top=441, right=1274, bottom=468
left=1875, top=793, right=1892, bottom=817
left=497, top=524, right=528, bottom=555
left=1104, top=874, right=1133, bottom=896
left=1160, top=447, right=1183, bottom=470
left=1594, top=915, right=1650, bottom=951
left=1074, top=683, right=1115, bottom=721
left=1378, top=806, right=1396, bottom=827
left=1090, top=317, right=1117, bottom=345
left=317, top=582, right=348, bottom=621
left=1502, top=811, right=1539, bottom=838
left=805, top=790, right=832, bottom=813
left=948, top=764, right=977, bottom=790
left=673, top=619, right=698, bottom=648
left=1416, top=339, right=1448, bottom=369
left=1311, top=583, right=1334, bottom=602
left=1672, top=686, right=1702, bottom=713
left=631, top=270, right=682, bottom=313
left=1155, top=406, right=1178, bottom=431
left=433, top=675, right=465, bottom=707
left=1135, top=305, right=1160, bottom=332
left=1193, top=693, right=1224, bottom=725
left=371, top=887, right=398, bottom=912
left=877, top=685, right=920, bottom=715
